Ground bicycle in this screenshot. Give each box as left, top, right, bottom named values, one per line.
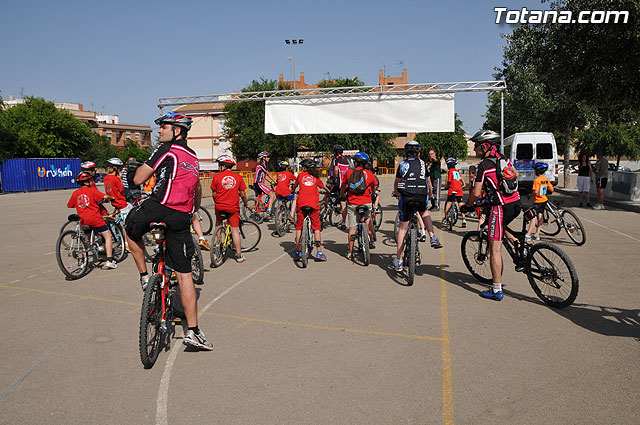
left=539, top=200, right=586, bottom=246
left=275, top=196, right=294, bottom=237
left=243, top=184, right=274, bottom=224
left=55, top=213, right=127, bottom=280
left=210, top=212, right=261, bottom=268
left=350, top=205, right=372, bottom=266
left=194, top=206, right=214, bottom=236
left=319, top=191, right=343, bottom=229
left=298, top=206, right=316, bottom=268
left=443, top=201, right=459, bottom=231
left=138, top=222, right=183, bottom=369
left=398, top=200, right=424, bottom=286
left=460, top=203, right=579, bottom=308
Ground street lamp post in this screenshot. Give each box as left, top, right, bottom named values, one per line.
left=285, top=39, right=303, bottom=170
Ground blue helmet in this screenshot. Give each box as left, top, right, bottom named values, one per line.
left=445, top=157, right=458, bottom=167
left=353, top=151, right=370, bottom=163
left=533, top=162, right=549, bottom=172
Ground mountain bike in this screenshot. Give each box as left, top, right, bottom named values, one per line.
left=243, top=184, right=273, bottom=224
left=539, top=200, right=586, bottom=246
left=398, top=200, right=423, bottom=286
left=55, top=214, right=127, bottom=280
left=194, top=206, right=214, bottom=236
left=275, top=196, right=294, bottom=237
left=139, top=222, right=184, bottom=369
left=348, top=205, right=372, bottom=266
left=443, top=201, right=460, bottom=231
left=460, top=204, right=579, bottom=308
left=210, top=212, right=261, bottom=267
left=319, top=192, right=343, bottom=229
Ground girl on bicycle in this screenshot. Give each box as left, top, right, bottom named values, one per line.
left=275, top=160, right=297, bottom=222
left=254, top=152, right=277, bottom=216
left=293, top=159, right=327, bottom=262
left=443, top=158, right=467, bottom=228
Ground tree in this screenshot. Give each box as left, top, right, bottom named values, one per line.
left=415, top=114, right=468, bottom=160
left=81, top=134, right=121, bottom=167
left=575, top=122, right=640, bottom=167
left=120, top=139, right=151, bottom=163
left=0, top=96, right=95, bottom=159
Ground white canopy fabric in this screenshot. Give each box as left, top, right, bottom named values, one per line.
left=264, top=93, right=454, bottom=135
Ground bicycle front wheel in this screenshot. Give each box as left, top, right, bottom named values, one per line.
left=527, top=242, right=579, bottom=308
left=240, top=220, right=261, bottom=252
left=191, top=235, right=204, bottom=284
left=107, top=219, right=128, bottom=263
left=360, top=226, right=370, bottom=266
left=406, top=227, right=417, bottom=285
left=561, top=210, right=586, bottom=246
left=56, top=230, right=90, bottom=280
left=540, top=208, right=561, bottom=236
left=139, top=274, right=164, bottom=369
left=319, top=201, right=329, bottom=230
left=197, top=206, right=214, bottom=236
left=301, top=220, right=309, bottom=268
left=460, top=231, right=493, bottom=285
left=373, top=205, right=383, bottom=231
left=330, top=204, right=342, bottom=227
left=210, top=227, right=227, bottom=268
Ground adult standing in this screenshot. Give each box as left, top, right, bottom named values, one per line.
left=593, top=152, right=609, bottom=210
left=125, top=112, right=213, bottom=351
left=428, top=149, right=442, bottom=211
left=576, top=153, right=594, bottom=207
left=330, top=144, right=351, bottom=227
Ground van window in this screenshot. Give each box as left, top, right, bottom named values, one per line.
left=536, top=143, right=553, bottom=160
left=516, top=143, right=533, bottom=160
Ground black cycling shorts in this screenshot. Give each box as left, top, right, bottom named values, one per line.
left=533, top=201, right=547, bottom=215
left=503, top=200, right=522, bottom=229
left=398, top=195, right=427, bottom=222
left=125, top=199, right=194, bottom=273
left=446, top=194, right=463, bottom=203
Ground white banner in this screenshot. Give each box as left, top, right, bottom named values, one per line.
left=265, top=93, right=454, bottom=135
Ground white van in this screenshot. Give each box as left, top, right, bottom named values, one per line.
left=502, top=132, right=559, bottom=187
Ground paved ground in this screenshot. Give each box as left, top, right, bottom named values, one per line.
left=1, top=178, right=639, bottom=425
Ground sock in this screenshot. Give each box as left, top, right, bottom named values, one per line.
left=188, top=326, right=200, bottom=334
left=140, top=272, right=148, bottom=278
left=107, top=257, right=113, bottom=262
left=199, top=236, right=206, bottom=241
left=493, top=283, right=502, bottom=293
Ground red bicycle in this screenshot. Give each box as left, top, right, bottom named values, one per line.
left=139, top=222, right=184, bottom=369
left=242, top=183, right=275, bottom=224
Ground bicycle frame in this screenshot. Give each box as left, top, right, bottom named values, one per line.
left=149, top=226, right=172, bottom=333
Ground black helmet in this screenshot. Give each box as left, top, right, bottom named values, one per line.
left=300, top=159, right=316, bottom=169
left=404, top=141, right=421, bottom=156
left=154, top=112, right=192, bottom=131
left=333, top=144, right=344, bottom=154
left=470, top=130, right=500, bottom=146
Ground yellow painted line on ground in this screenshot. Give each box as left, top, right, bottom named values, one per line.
left=94, top=272, right=128, bottom=279
left=64, top=298, right=83, bottom=305
left=202, top=311, right=443, bottom=342
left=437, top=213, right=455, bottom=425
left=0, top=283, right=139, bottom=307
left=3, top=262, right=57, bottom=280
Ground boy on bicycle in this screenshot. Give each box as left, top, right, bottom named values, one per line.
left=103, top=157, right=131, bottom=218
left=525, top=162, right=554, bottom=242
left=67, top=171, right=117, bottom=269
left=211, top=155, right=249, bottom=263
left=443, top=158, right=467, bottom=228
left=275, top=160, right=297, bottom=222
left=293, top=159, right=327, bottom=262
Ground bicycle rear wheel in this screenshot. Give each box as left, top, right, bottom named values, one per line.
left=393, top=211, right=400, bottom=243
left=527, top=242, right=579, bottom=308
left=139, top=274, right=164, bottom=369
left=191, top=235, right=204, bottom=284
left=275, top=204, right=288, bottom=237
left=540, top=208, right=561, bottom=236
left=301, top=220, right=309, bottom=268
left=406, top=227, right=417, bottom=285
left=373, top=205, right=383, bottom=231
left=245, top=199, right=264, bottom=224
left=360, top=226, right=370, bottom=266
left=197, top=206, right=214, bottom=236
left=56, top=230, right=90, bottom=280
left=329, top=204, right=342, bottom=227
left=319, top=201, right=329, bottom=230
left=210, top=227, right=227, bottom=268
left=107, top=219, right=127, bottom=263
left=561, top=210, right=586, bottom=246
left=239, top=220, right=261, bottom=252
left=142, top=233, right=155, bottom=263
left=460, top=230, right=493, bottom=285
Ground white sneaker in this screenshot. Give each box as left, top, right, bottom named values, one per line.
left=103, top=261, right=117, bottom=269
left=533, top=235, right=541, bottom=241
left=183, top=329, right=214, bottom=351
left=392, top=258, right=403, bottom=272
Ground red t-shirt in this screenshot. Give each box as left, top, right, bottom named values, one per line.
left=275, top=171, right=296, bottom=197
left=67, top=186, right=107, bottom=227
left=294, top=172, right=324, bottom=209
left=103, top=174, right=127, bottom=209
left=211, top=170, right=246, bottom=211
left=447, top=168, right=463, bottom=196
left=343, top=168, right=377, bottom=205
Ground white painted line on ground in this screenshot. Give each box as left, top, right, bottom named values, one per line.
left=10, top=280, right=20, bottom=284
left=581, top=217, right=640, bottom=242
left=26, top=275, right=37, bottom=279
left=44, top=252, right=55, bottom=256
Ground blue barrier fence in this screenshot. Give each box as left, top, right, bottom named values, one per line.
left=0, top=158, right=82, bottom=192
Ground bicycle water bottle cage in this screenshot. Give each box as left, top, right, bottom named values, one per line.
left=68, top=214, right=82, bottom=222
left=219, top=211, right=231, bottom=220
left=150, top=222, right=167, bottom=242
left=356, top=205, right=369, bottom=217
left=523, top=208, right=537, bottom=223
left=301, top=206, right=314, bottom=215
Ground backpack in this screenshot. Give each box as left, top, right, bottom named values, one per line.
left=336, top=156, right=354, bottom=186
left=490, top=155, right=518, bottom=195
left=348, top=169, right=368, bottom=195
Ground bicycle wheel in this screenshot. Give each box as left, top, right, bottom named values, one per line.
left=56, top=230, right=90, bottom=280
left=107, top=219, right=128, bottom=263
left=406, top=227, right=417, bottom=286
left=373, top=205, right=383, bottom=231
left=59, top=220, right=73, bottom=235
left=460, top=231, right=493, bottom=285
left=301, top=220, right=309, bottom=268
left=319, top=201, right=329, bottom=230
left=360, top=226, right=370, bottom=266
left=330, top=204, right=342, bottom=227
left=197, top=206, right=214, bottom=236
left=191, top=235, right=204, bottom=284
left=275, top=204, right=288, bottom=237
left=239, top=220, right=261, bottom=252
left=540, top=208, right=561, bottom=236
left=393, top=212, right=400, bottom=243
left=210, top=226, right=227, bottom=268
left=139, top=274, right=163, bottom=369
left=246, top=199, right=264, bottom=224
left=142, top=233, right=155, bottom=263
left=527, top=242, right=579, bottom=308
left=561, top=210, right=586, bottom=246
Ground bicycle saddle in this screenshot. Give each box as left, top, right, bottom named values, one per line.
left=68, top=214, right=82, bottom=222
left=219, top=211, right=231, bottom=220
left=356, top=205, right=370, bottom=215
left=301, top=206, right=314, bottom=214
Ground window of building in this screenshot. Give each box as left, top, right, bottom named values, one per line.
left=106, top=131, right=112, bottom=139
left=135, top=133, right=140, bottom=141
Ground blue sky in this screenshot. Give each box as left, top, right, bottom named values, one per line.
left=1, top=0, right=548, bottom=136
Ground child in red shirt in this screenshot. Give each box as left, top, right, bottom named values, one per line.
left=67, top=171, right=116, bottom=269
left=443, top=158, right=467, bottom=228
left=275, top=161, right=297, bottom=221
left=293, top=160, right=326, bottom=261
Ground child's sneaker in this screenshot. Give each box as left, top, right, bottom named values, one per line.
left=315, top=252, right=327, bottom=261
left=480, top=289, right=504, bottom=301
left=294, top=251, right=302, bottom=260
left=140, top=275, right=150, bottom=291
left=430, top=236, right=442, bottom=249
left=525, top=235, right=532, bottom=242
left=533, top=235, right=541, bottom=241
left=103, top=261, right=117, bottom=269
left=346, top=252, right=354, bottom=261
left=392, top=258, right=403, bottom=272
left=235, top=253, right=246, bottom=263
left=419, top=230, right=427, bottom=242
left=461, top=219, right=467, bottom=228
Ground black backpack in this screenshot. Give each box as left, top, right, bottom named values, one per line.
left=348, top=169, right=368, bottom=195
left=490, top=155, right=518, bottom=195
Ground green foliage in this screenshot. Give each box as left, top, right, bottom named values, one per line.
left=575, top=122, right=640, bottom=163
left=81, top=134, right=121, bottom=167
left=415, top=114, right=468, bottom=160
left=120, top=139, right=151, bottom=163
left=0, top=97, right=95, bottom=160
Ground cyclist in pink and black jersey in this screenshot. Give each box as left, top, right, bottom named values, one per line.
left=253, top=151, right=276, bottom=215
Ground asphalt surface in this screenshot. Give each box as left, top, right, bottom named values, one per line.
left=1, top=178, right=639, bottom=425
